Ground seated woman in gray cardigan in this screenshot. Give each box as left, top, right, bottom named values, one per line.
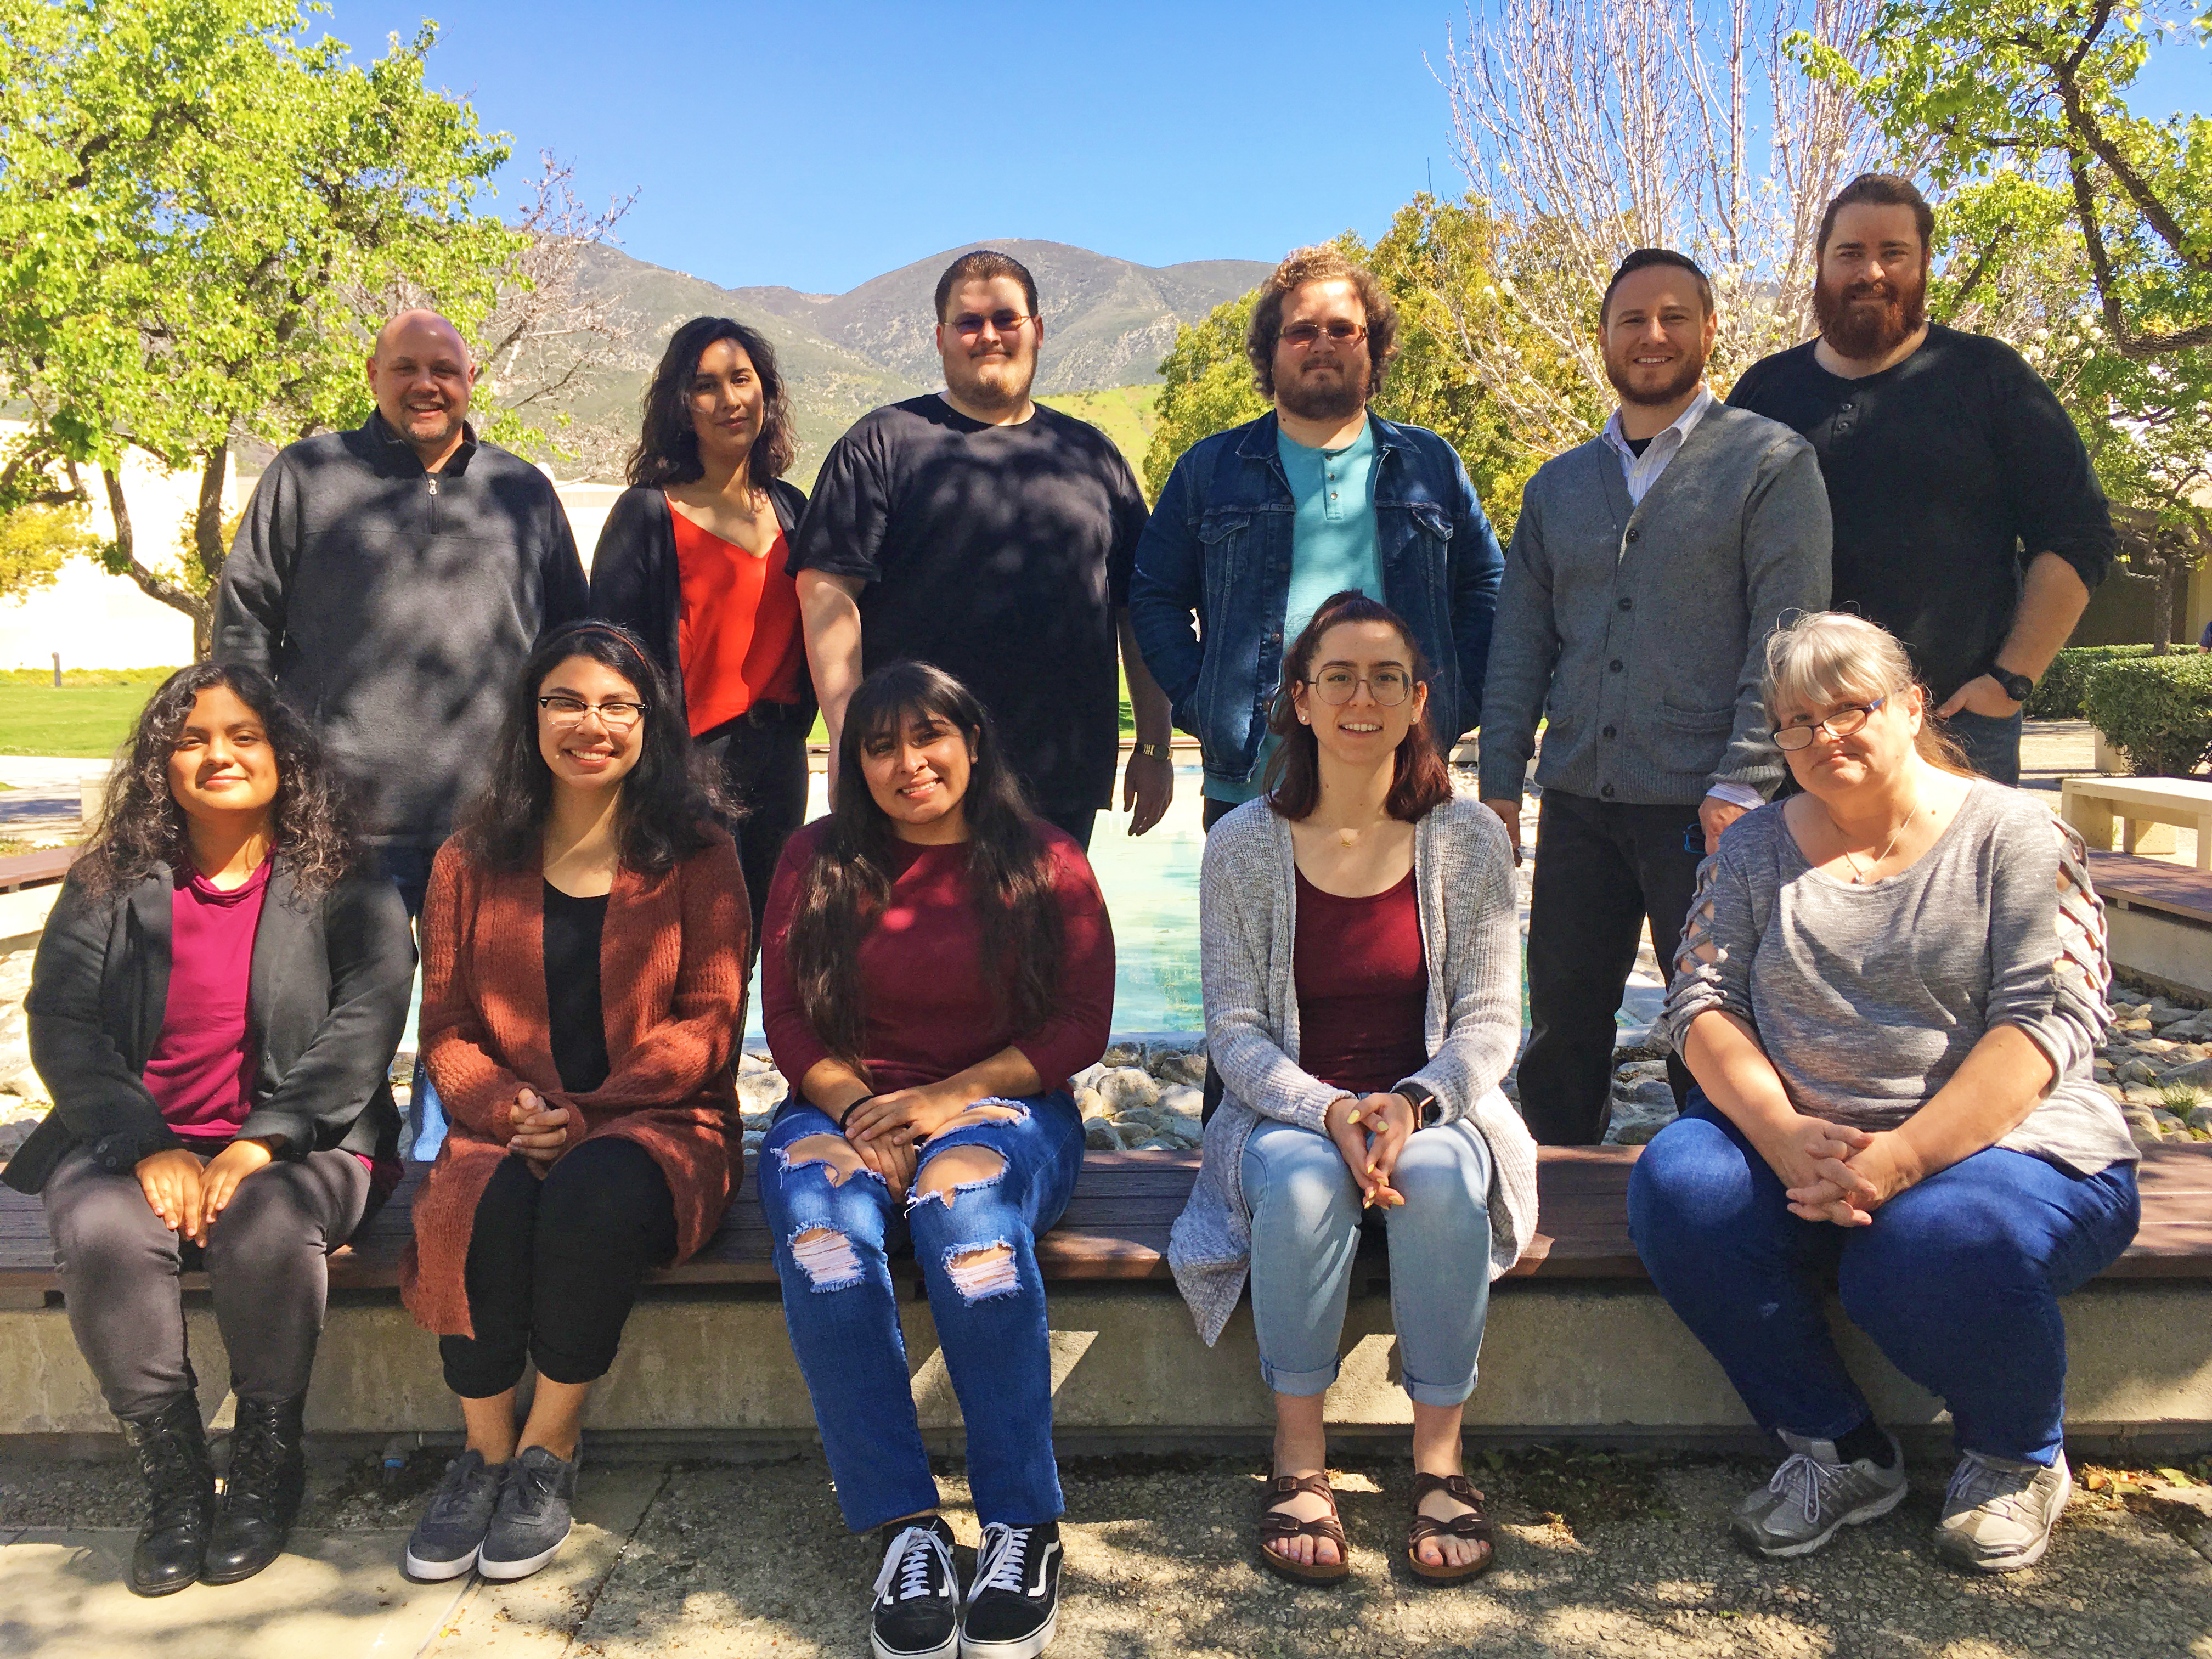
left=10, top=664, right=413, bottom=1598
left=1169, top=592, right=1539, bottom=1587
left=1629, top=612, right=2138, bottom=1575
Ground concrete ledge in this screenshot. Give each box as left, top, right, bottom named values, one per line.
left=2107, top=902, right=2212, bottom=1000
left=4, top=1279, right=2207, bottom=1453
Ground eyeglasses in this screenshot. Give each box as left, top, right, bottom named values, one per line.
left=1772, top=696, right=1886, bottom=751
left=1279, top=320, right=1367, bottom=349
left=538, top=695, right=647, bottom=732
left=950, top=311, right=1034, bottom=337
left=1308, top=668, right=1414, bottom=706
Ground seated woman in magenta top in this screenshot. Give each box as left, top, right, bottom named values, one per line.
left=589, top=317, right=812, bottom=956
left=757, top=660, right=1112, bottom=1659
left=12, top=663, right=413, bottom=1596
left=1167, top=592, right=1539, bottom=1588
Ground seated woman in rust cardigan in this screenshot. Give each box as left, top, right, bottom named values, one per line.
left=757, top=661, right=1114, bottom=1659
left=398, top=622, right=746, bottom=1586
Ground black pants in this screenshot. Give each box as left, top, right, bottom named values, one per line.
left=1035, top=802, right=1097, bottom=853
left=439, top=1139, right=678, bottom=1398
left=1518, top=789, right=1702, bottom=1146
left=697, top=706, right=811, bottom=964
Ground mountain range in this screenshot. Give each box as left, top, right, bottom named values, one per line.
left=536, top=239, right=1271, bottom=484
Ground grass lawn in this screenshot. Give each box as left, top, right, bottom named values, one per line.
left=0, top=681, right=167, bottom=757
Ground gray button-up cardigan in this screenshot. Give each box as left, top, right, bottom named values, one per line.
left=1167, top=792, right=1541, bottom=1345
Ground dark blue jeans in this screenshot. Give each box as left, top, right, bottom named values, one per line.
left=1940, top=708, right=2023, bottom=787
left=1627, top=1093, right=2139, bottom=1465
left=758, top=1092, right=1085, bottom=1532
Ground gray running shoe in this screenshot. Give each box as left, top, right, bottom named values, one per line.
left=403, top=1449, right=507, bottom=1581
left=1731, top=1429, right=1909, bottom=1559
left=478, top=1445, right=579, bottom=1581
left=1936, top=1449, right=2072, bottom=1572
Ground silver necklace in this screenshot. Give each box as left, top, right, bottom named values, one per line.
left=1829, top=793, right=1919, bottom=884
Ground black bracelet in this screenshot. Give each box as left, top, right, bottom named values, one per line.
left=837, top=1094, right=878, bottom=1131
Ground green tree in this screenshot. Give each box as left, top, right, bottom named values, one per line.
left=0, top=0, right=520, bottom=655
left=0, top=503, right=95, bottom=603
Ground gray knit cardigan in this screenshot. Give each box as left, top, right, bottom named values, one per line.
left=1167, top=792, right=1542, bottom=1345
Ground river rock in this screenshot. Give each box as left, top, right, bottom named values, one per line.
left=2123, top=1105, right=2165, bottom=1143
left=1136, top=1136, right=1181, bottom=1152
left=1606, top=1079, right=1678, bottom=1146
left=2188, top=1104, right=2212, bottom=1132
left=1084, top=1118, right=1124, bottom=1152
left=1097, top=1066, right=1161, bottom=1114
left=737, top=1070, right=787, bottom=1113
left=739, top=1051, right=775, bottom=1074
left=1101, top=1041, right=1144, bottom=1068
left=1156, top=1083, right=1204, bottom=1120
left=1150, top=1049, right=1209, bottom=1088
left=1069, top=1063, right=1109, bottom=1095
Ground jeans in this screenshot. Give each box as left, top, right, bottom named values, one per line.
left=45, top=1143, right=371, bottom=1419
left=438, top=1139, right=678, bottom=1398
left=758, top=1092, right=1085, bottom=1532
left=1940, top=708, right=2023, bottom=787
left=1242, top=1114, right=1496, bottom=1406
left=1519, top=789, right=1701, bottom=1144
left=376, top=842, right=449, bottom=1162
left=1627, top=1093, right=2141, bottom=1465
left=696, top=706, right=811, bottom=965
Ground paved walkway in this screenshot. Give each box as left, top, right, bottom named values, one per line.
left=2, top=1448, right=2207, bottom=1657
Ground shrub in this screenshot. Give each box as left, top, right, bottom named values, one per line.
left=2028, top=644, right=2201, bottom=720
left=2081, top=654, right=2212, bottom=776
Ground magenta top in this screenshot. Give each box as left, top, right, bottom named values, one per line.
left=143, top=859, right=271, bottom=1139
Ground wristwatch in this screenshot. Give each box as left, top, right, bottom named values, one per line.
left=1131, top=741, right=1172, bottom=761
left=1988, top=664, right=2035, bottom=705
left=1395, top=1084, right=1443, bottom=1128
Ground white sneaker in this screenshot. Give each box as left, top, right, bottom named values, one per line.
left=1936, top=1449, right=2072, bottom=1572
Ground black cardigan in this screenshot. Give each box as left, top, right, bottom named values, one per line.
left=6, top=860, right=415, bottom=1193
left=586, top=479, right=814, bottom=730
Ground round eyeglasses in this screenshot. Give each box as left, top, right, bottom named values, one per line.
left=1772, top=695, right=1886, bottom=751
left=1307, top=668, right=1413, bottom=706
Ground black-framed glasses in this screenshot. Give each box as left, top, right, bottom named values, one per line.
left=950, top=311, right=1034, bottom=337
left=1308, top=668, right=1413, bottom=706
left=1279, top=320, right=1367, bottom=348
left=1773, top=695, right=1885, bottom=751
left=538, top=694, right=647, bottom=732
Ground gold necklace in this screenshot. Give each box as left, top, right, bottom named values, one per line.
left=1829, top=793, right=1919, bottom=884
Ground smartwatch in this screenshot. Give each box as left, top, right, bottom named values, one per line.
left=1394, top=1084, right=1443, bottom=1128
left=1131, top=741, right=1172, bottom=761
left=1989, top=664, right=2035, bottom=705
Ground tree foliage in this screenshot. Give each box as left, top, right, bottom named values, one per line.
left=0, top=502, right=95, bottom=603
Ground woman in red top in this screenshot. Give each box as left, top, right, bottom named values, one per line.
left=590, top=317, right=811, bottom=958
left=757, top=661, right=1112, bottom=1659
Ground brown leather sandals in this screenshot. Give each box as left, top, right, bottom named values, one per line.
left=1257, top=1471, right=1352, bottom=1583
left=1406, top=1472, right=1496, bottom=1583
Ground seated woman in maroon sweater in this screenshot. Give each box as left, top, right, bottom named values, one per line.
left=757, top=661, right=1112, bottom=1659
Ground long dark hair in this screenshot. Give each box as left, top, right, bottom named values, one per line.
left=457, top=621, right=724, bottom=874
left=786, top=662, right=1064, bottom=1074
left=625, top=317, right=797, bottom=489
left=1265, top=591, right=1454, bottom=822
left=73, top=662, right=361, bottom=900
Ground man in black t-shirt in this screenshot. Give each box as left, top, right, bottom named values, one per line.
left=791, top=249, right=1174, bottom=849
left=1730, top=174, right=2113, bottom=785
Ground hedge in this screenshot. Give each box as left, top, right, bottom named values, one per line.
left=2081, top=653, right=2212, bottom=777
left=2027, top=644, right=2202, bottom=720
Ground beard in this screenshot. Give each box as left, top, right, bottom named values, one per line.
left=1814, top=264, right=1927, bottom=359
left=1604, top=347, right=1705, bottom=408
left=1276, top=354, right=1370, bottom=423
left=945, top=348, right=1036, bottom=414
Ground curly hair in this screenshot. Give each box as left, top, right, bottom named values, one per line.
left=785, top=661, right=1064, bottom=1076
left=625, top=317, right=797, bottom=489
left=456, top=620, right=727, bottom=874
left=1245, top=246, right=1400, bottom=401
left=72, top=662, right=363, bottom=900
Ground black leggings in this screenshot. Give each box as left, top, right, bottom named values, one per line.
left=438, top=1138, right=678, bottom=1398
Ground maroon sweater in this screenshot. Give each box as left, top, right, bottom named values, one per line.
left=760, top=821, right=1114, bottom=1094
left=1293, top=868, right=1430, bottom=1097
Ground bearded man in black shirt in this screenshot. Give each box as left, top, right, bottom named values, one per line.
left=1729, top=174, right=2113, bottom=785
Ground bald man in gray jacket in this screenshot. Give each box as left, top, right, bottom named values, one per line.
left=1479, top=252, right=1830, bottom=1145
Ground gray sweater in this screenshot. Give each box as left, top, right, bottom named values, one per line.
left=1168, top=793, right=1542, bottom=1346
left=215, top=415, right=589, bottom=845
left=1478, top=404, right=1831, bottom=806
left=1661, top=782, right=2136, bottom=1175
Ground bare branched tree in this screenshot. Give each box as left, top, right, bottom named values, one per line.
left=1432, top=0, right=1894, bottom=458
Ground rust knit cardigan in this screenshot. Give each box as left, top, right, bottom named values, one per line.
left=400, top=829, right=747, bottom=1338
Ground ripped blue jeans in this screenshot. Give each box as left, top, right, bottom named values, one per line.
left=757, top=1091, right=1085, bottom=1532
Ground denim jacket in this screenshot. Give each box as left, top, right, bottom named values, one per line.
left=1127, top=411, right=1505, bottom=793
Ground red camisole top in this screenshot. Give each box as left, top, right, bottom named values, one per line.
left=668, top=501, right=805, bottom=736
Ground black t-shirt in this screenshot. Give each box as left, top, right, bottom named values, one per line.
left=789, top=395, right=1148, bottom=810
left=543, top=882, right=610, bottom=1094
left=1728, top=324, right=2113, bottom=701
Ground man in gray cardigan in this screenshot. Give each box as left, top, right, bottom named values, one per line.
left=1479, top=251, right=1831, bottom=1144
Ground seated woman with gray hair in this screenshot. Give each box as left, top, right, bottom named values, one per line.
left=1629, top=610, right=2140, bottom=1574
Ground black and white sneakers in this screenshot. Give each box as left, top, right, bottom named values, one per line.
left=872, top=1516, right=964, bottom=1659
left=961, top=1521, right=1062, bottom=1659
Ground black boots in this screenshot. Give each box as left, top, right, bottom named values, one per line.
left=204, top=1393, right=308, bottom=1585
left=119, top=1395, right=215, bottom=1597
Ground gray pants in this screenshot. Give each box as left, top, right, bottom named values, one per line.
left=43, top=1144, right=371, bottom=1419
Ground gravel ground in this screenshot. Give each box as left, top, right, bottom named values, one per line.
left=5, top=1446, right=2208, bottom=1657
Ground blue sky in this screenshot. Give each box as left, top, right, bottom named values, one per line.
left=334, top=0, right=2207, bottom=295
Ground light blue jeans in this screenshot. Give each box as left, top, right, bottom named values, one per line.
left=1241, top=1114, right=1495, bottom=1407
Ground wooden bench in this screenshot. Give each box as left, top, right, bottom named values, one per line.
left=4, top=1142, right=2207, bottom=1293
left=0, top=845, right=76, bottom=894
left=2062, top=776, right=2212, bottom=868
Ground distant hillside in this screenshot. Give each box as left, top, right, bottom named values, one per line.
left=518, top=241, right=1265, bottom=484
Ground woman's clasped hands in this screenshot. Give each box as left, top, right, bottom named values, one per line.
left=1757, top=1113, right=1922, bottom=1226
left=133, top=1137, right=279, bottom=1244
left=508, top=1087, right=573, bottom=1177
left=1327, top=1091, right=1419, bottom=1210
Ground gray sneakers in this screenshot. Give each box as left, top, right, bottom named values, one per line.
left=1732, top=1429, right=1909, bottom=1559
left=403, top=1449, right=507, bottom=1581
left=478, top=1444, right=580, bottom=1581
left=1936, top=1449, right=2072, bottom=1572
